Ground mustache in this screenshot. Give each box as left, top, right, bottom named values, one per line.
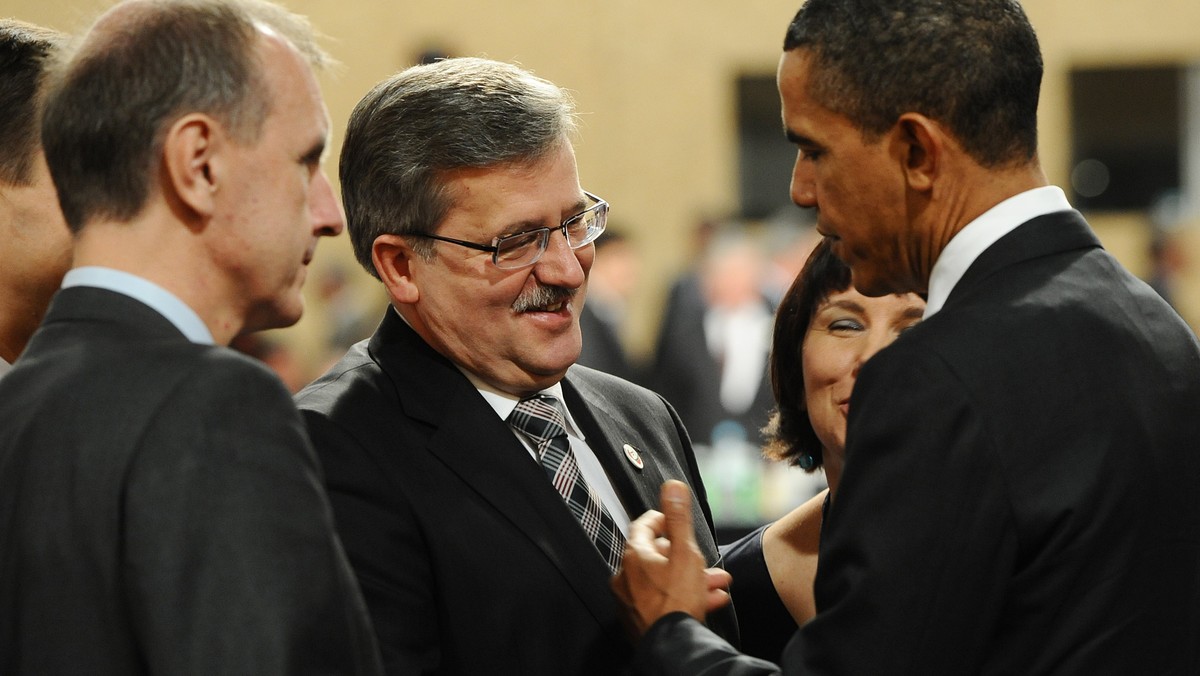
left=512, top=284, right=577, bottom=312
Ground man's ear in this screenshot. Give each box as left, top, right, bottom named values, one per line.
left=373, top=233, right=421, bottom=304
left=894, top=112, right=943, bottom=194
left=162, top=113, right=221, bottom=220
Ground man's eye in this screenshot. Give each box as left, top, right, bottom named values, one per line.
left=500, top=230, right=541, bottom=248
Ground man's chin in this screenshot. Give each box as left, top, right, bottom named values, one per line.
left=244, top=298, right=305, bottom=336
left=850, top=269, right=902, bottom=298
left=521, top=352, right=580, bottom=389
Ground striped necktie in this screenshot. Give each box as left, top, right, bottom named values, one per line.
left=508, top=394, right=625, bottom=574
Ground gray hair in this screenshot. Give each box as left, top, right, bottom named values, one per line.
left=339, top=56, right=577, bottom=278
left=41, top=0, right=330, bottom=232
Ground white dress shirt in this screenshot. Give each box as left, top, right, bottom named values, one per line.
left=924, top=186, right=1075, bottom=319
left=464, top=371, right=633, bottom=536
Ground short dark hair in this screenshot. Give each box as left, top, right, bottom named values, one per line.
left=339, top=57, right=577, bottom=278
left=784, top=0, right=1042, bottom=167
left=761, top=238, right=851, bottom=469
left=41, top=0, right=328, bottom=233
left=0, top=20, right=64, bottom=186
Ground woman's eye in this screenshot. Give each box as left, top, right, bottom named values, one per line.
left=829, top=318, right=864, bottom=332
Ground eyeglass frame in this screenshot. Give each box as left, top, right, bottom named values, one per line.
left=409, top=190, right=608, bottom=269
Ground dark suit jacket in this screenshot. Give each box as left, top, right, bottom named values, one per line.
left=0, top=287, right=381, bottom=676
left=296, top=308, right=737, bottom=675
left=634, top=211, right=1200, bottom=674
left=650, top=274, right=775, bottom=447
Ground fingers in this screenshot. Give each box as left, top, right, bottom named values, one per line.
left=704, top=566, right=733, bottom=590
left=610, top=481, right=717, bottom=638
left=659, top=480, right=694, bottom=551
left=703, top=567, right=733, bottom=612
left=626, top=509, right=666, bottom=552
left=660, top=480, right=704, bottom=576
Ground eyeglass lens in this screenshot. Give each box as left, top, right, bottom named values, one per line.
left=493, top=203, right=606, bottom=269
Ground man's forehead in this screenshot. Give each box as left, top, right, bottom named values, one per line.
left=258, top=28, right=326, bottom=116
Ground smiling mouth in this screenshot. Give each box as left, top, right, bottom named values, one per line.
left=540, top=300, right=567, bottom=313
left=513, top=285, right=577, bottom=314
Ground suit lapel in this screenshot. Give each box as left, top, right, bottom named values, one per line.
left=560, top=377, right=663, bottom=520
left=946, top=210, right=1101, bottom=310
left=367, top=311, right=624, bottom=631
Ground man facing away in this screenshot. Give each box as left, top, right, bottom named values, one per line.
left=0, top=20, right=72, bottom=378
left=295, top=57, right=736, bottom=675
left=615, top=0, right=1200, bottom=674
left=0, top=1, right=381, bottom=673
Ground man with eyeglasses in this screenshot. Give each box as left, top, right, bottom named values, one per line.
left=296, top=57, right=737, bottom=675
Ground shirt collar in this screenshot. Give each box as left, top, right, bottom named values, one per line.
left=62, top=267, right=215, bottom=345
left=924, top=186, right=1073, bottom=318
left=460, top=367, right=582, bottom=438
left=389, top=306, right=583, bottom=437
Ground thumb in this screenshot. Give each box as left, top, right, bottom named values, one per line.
left=660, top=479, right=695, bottom=551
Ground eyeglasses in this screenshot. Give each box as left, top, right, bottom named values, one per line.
left=412, top=191, right=608, bottom=270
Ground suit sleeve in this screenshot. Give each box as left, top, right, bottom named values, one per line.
left=784, top=346, right=1016, bottom=674
left=300, top=405, right=443, bottom=675
left=121, top=359, right=382, bottom=676
left=633, top=614, right=780, bottom=675
left=634, top=346, right=1016, bottom=676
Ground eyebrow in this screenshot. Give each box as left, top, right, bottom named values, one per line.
left=820, top=298, right=864, bottom=313
left=300, top=138, right=326, bottom=165
left=567, top=194, right=588, bottom=215
left=818, top=299, right=926, bottom=320
left=498, top=195, right=590, bottom=236
left=784, top=128, right=816, bottom=147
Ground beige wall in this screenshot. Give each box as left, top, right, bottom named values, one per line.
left=6, top=0, right=1200, bottom=367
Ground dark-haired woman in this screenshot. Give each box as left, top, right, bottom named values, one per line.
left=722, top=240, right=924, bottom=661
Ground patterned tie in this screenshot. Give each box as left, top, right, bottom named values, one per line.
left=508, top=394, right=625, bottom=574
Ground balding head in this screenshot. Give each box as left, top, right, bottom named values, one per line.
left=41, top=0, right=330, bottom=233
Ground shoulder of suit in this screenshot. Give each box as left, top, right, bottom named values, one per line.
left=567, top=364, right=661, bottom=405
left=294, top=342, right=390, bottom=414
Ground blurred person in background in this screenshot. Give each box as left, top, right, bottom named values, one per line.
left=760, top=216, right=820, bottom=307
left=576, top=228, right=644, bottom=383
left=651, top=227, right=775, bottom=449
